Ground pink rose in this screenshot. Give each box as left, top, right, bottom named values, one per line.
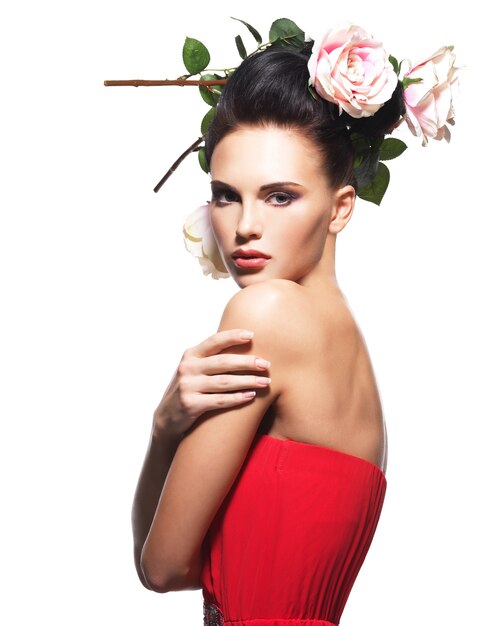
left=403, top=46, right=461, bottom=146
left=307, top=24, right=398, bottom=118
left=182, top=204, right=230, bottom=280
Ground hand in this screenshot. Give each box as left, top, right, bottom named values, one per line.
left=153, top=329, right=271, bottom=437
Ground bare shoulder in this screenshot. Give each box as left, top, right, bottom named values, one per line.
left=218, top=279, right=308, bottom=363
left=221, top=279, right=303, bottom=326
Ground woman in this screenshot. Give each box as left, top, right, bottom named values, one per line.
left=131, top=29, right=458, bottom=625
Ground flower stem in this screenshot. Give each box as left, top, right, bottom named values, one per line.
left=153, top=136, right=205, bottom=193
left=104, top=79, right=227, bottom=87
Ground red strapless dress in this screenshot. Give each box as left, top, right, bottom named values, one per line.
left=200, top=432, right=387, bottom=626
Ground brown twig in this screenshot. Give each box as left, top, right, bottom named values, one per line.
left=103, top=79, right=227, bottom=87
left=154, top=136, right=206, bottom=193
left=103, top=78, right=222, bottom=192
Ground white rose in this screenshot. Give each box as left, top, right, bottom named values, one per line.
left=183, top=204, right=230, bottom=280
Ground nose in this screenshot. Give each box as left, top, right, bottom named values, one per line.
left=235, top=200, right=263, bottom=240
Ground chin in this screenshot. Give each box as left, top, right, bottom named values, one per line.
left=231, top=272, right=266, bottom=288
left=232, top=269, right=290, bottom=288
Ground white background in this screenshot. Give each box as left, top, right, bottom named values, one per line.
left=1, top=1, right=477, bottom=624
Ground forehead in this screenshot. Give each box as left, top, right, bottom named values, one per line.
left=210, top=125, right=323, bottom=184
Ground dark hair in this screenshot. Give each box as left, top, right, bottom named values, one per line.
left=204, top=41, right=406, bottom=192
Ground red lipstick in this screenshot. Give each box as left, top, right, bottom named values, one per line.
left=231, top=248, right=271, bottom=270
left=232, top=248, right=271, bottom=259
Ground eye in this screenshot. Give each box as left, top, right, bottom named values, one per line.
left=211, top=190, right=239, bottom=206
left=211, top=189, right=296, bottom=207
left=267, top=192, right=294, bottom=206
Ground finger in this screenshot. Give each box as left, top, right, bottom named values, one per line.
left=199, top=373, right=271, bottom=392
left=199, top=354, right=271, bottom=375
left=195, top=389, right=258, bottom=413
left=188, top=329, right=254, bottom=359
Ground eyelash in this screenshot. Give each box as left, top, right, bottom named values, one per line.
left=211, top=190, right=295, bottom=207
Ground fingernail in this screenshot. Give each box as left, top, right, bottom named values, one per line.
left=240, top=330, right=254, bottom=339
left=243, top=391, right=256, bottom=398
left=256, top=377, right=271, bottom=385
left=255, top=358, right=270, bottom=369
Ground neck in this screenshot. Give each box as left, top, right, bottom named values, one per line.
left=299, top=232, right=340, bottom=292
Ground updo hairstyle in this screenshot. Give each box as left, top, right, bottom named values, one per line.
left=204, top=41, right=406, bottom=192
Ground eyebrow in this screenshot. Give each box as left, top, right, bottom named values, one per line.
left=210, top=180, right=304, bottom=192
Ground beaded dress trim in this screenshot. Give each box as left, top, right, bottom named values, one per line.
left=203, top=602, right=225, bottom=626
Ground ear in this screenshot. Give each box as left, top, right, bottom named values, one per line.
left=329, top=185, right=356, bottom=234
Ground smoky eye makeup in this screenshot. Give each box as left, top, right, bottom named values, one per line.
left=269, top=191, right=297, bottom=204
left=211, top=190, right=296, bottom=207
left=210, top=182, right=301, bottom=207
left=211, top=186, right=239, bottom=205
left=210, top=182, right=237, bottom=202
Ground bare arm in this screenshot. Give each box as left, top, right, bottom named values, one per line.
left=131, top=420, right=183, bottom=589
left=139, top=281, right=295, bottom=593
left=131, top=327, right=275, bottom=590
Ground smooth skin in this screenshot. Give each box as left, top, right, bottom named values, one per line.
left=132, top=124, right=388, bottom=594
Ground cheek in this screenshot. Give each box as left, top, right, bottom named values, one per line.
left=210, top=211, right=232, bottom=255
left=210, top=211, right=225, bottom=240
left=287, top=214, right=328, bottom=251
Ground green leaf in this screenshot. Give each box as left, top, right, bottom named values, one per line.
left=230, top=17, right=262, bottom=44
left=198, top=146, right=209, bottom=173
left=379, top=138, right=408, bottom=161
left=201, top=107, right=216, bottom=135
left=307, top=82, right=322, bottom=104
left=198, top=73, right=223, bottom=106
left=353, top=154, right=364, bottom=168
left=350, top=132, right=372, bottom=157
left=269, top=18, right=305, bottom=49
left=351, top=132, right=382, bottom=188
left=235, top=34, right=247, bottom=60
left=354, top=151, right=378, bottom=189
left=389, top=55, right=399, bottom=74
left=357, top=162, right=390, bottom=206
left=183, top=37, right=211, bottom=75
left=402, top=76, right=423, bottom=90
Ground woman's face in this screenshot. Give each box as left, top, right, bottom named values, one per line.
left=209, top=124, right=353, bottom=288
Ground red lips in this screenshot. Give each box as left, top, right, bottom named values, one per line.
left=232, top=248, right=271, bottom=259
